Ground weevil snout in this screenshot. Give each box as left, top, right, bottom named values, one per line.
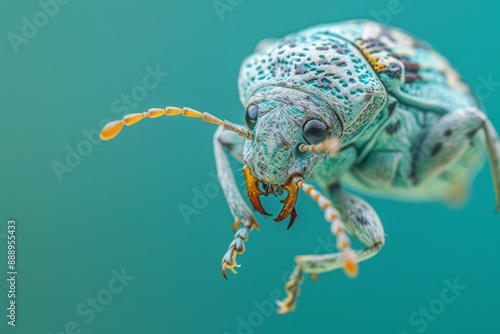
left=242, top=114, right=301, bottom=226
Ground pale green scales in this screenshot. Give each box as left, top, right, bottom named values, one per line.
left=239, top=20, right=485, bottom=202
left=100, top=20, right=500, bottom=314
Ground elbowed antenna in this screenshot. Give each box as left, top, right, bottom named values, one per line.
left=99, top=107, right=255, bottom=141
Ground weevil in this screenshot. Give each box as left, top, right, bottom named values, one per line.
left=100, top=20, right=500, bottom=314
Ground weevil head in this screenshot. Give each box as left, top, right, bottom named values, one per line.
left=238, top=29, right=388, bottom=187
left=242, top=86, right=342, bottom=186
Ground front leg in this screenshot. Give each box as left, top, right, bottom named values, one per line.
left=214, top=127, right=259, bottom=279
left=278, top=183, right=385, bottom=314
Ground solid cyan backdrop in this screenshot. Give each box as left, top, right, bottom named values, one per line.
left=1, top=0, right=500, bottom=333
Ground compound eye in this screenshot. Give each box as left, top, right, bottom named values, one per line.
left=245, top=105, right=259, bottom=130
left=303, top=119, right=328, bottom=144
left=386, top=62, right=402, bottom=78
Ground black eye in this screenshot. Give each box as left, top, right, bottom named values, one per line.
left=303, top=119, right=328, bottom=144
left=245, top=105, right=259, bottom=130
left=386, top=63, right=401, bottom=78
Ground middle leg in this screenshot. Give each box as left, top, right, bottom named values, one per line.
left=277, top=182, right=385, bottom=314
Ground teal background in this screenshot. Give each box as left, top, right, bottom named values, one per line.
left=2, top=0, right=500, bottom=333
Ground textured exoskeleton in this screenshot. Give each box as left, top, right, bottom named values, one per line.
left=100, top=20, right=500, bottom=314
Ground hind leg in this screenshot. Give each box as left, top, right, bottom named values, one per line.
left=411, top=107, right=500, bottom=208
left=277, top=183, right=385, bottom=314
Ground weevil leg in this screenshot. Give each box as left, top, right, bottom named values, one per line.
left=276, top=265, right=304, bottom=314
left=411, top=107, right=500, bottom=209
left=277, top=183, right=385, bottom=314
left=214, top=127, right=260, bottom=279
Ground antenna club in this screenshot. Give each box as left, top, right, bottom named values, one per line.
left=100, top=121, right=124, bottom=141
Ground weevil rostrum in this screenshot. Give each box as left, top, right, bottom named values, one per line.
left=100, top=20, right=500, bottom=314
